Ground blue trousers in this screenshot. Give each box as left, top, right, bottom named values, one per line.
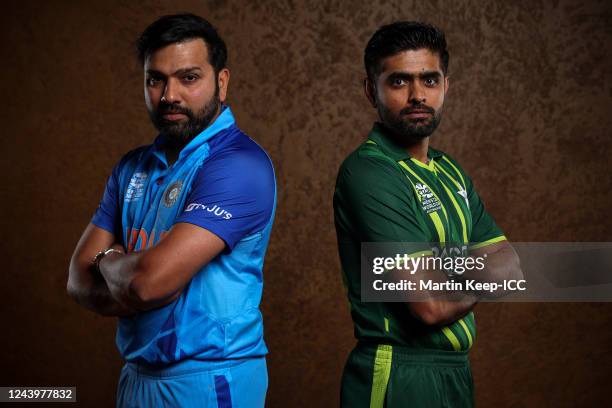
left=116, top=357, right=267, bottom=407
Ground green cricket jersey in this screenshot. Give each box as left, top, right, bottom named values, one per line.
left=334, top=123, right=506, bottom=352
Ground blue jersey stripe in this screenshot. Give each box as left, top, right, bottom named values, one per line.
left=214, top=375, right=233, bottom=408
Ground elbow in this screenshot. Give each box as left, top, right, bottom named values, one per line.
left=67, top=254, right=90, bottom=304
left=66, top=278, right=78, bottom=301
left=126, top=272, right=179, bottom=311
left=418, top=310, right=446, bottom=326
left=66, top=267, right=82, bottom=303
left=126, top=275, right=155, bottom=309
left=409, top=302, right=447, bottom=326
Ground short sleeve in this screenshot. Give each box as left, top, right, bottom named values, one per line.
left=174, top=147, right=275, bottom=251
left=334, top=156, right=430, bottom=246
left=91, top=163, right=121, bottom=237
left=467, top=175, right=505, bottom=245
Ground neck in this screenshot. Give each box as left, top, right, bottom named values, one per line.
left=164, top=143, right=181, bottom=167
left=161, top=133, right=190, bottom=167
left=163, top=105, right=224, bottom=167
left=405, top=138, right=429, bottom=164
left=381, top=123, right=430, bottom=163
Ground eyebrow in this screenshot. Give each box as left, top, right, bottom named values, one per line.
left=146, top=66, right=203, bottom=76
left=387, top=70, right=442, bottom=81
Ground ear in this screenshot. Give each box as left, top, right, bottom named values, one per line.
left=364, top=77, right=377, bottom=108
left=444, top=75, right=449, bottom=94
left=218, top=68, right=230, bottom=103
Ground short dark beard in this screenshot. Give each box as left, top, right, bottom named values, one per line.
left=377, top=101, right=443, bottom=144
left=149, top=85, right=220, bottom=147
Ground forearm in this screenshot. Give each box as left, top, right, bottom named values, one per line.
left=399, top=266, right=478, bottom=325
left=410, top=292, right=477, bottom=326
left=98, top=251, right=180, bottom=311
left=72, top=283, right=135, bottom=317
left=97, top=223, right=225, bottom=311
left=462, top=246, right=523, bottom=298
left=98, top=251, right=143, bottom=309
left=67, top=263, right=136, bottom=317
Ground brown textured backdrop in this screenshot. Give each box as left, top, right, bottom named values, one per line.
left=1, top=0, right=611, bottom=407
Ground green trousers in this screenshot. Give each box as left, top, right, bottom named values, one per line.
left=340, top=342, right=474, bottom=408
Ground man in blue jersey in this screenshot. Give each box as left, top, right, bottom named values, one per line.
left=67, top=14, right=275, bottom=407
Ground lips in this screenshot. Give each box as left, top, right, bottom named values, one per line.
left=161, top=112, right=188, bottom=121
left=405, top=111, right=432, bottom=119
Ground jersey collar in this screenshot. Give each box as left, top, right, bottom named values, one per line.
left=153, top=105, right=236, bottom=165
left=367, top=122, right=444, bottom=162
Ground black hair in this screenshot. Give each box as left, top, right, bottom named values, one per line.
left=136, top=13, right=227, bottom=73
left=364, top=21, right=449, bottom=80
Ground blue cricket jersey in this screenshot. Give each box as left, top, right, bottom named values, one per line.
left=91, top=107, right=276, bottom=365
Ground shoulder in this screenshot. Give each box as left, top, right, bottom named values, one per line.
left=106, top=144, right=153, bottom=184
left=194, top=128, right=275, bottom=198
left=114, top=144, right=153, bottom=171
left=207, top=127, right=274, bottom=175
left=433, top=150, right=472, bottom=187
left=337, top=141, right=405, bottom=189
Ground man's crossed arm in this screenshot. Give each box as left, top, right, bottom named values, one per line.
left=67, top=223, right=224, bottom=316
left=406, top=240, right=522, bottom=326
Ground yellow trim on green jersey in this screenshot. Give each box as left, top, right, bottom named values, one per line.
left=430, top=211, right=446, bottom=243
left=410, top=157, right=437, bottom=172
left=439, top=179, right=469, bottom=244
left=434, top=160, right=464, bottom=191
left=406, top=250, right=434, bottom=258
left=441, top=327, right=461, bottom=351
left=442, top=155, right=467, bottom=187
left=470, top=235, right=507, bottom=250
left=398, top=160, right=449, bottom=220
left=458, top=318, right=473, bottom=348
left=369, top=345, right=393, bottom=408
left=398, top=162, right=447, bottom=243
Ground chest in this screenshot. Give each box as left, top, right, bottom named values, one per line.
left=399, top=159, right=472, bottom=245
left=117, top=149, right=209, bottom=249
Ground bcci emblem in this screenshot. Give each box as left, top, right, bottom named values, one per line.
left=163, top=181, right=183, bottom=208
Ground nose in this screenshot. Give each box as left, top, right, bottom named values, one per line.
left=161, top=78, right=180, bottom=104
left=408, top=82, right=426, bottom=105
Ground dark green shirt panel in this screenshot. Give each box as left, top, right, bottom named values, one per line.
left=334, top=153, right=431, bottom=245
left=334, top=151, right=438, bottom=345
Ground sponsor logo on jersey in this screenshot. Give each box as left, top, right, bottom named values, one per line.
left=125, top=172, right=148, bottom=202
left=163, top=180, right=183, bottom=208
left=415, top=183, right=442, bottom=214
left=126, top=227, right=169, bottom=251
left=184, top=203, right=233, bottom=220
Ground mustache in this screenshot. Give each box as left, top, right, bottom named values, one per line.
left=400, top=104, right=435, bottom=115
left=156, top=102, right=193, bottom=117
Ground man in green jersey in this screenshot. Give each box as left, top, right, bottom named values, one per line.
left=333, top=22, right=522, bottom=407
